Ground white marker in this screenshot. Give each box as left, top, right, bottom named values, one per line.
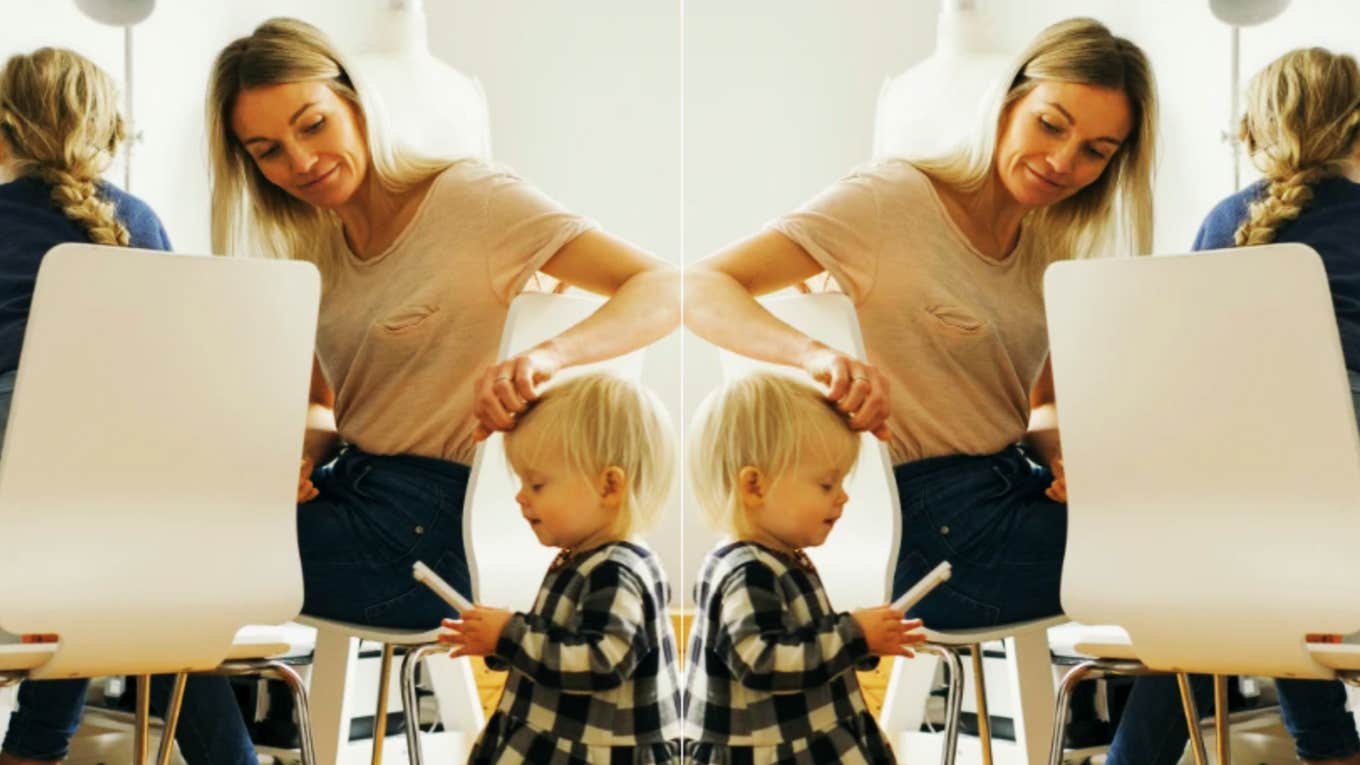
left=892, top=561, right=952, bottom=613
left=413, top=561, right=475, bottom=613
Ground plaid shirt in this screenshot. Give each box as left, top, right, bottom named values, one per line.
left=682, top=541, right=894, bottom=763
left=469, top=541, right=682, bottom=762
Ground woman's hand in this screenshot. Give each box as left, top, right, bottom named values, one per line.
left=1045, top=457, right=1067, bottom=503
left=472, top=345, right=563, bottom=441
left=439, top=608, right=513, bottom=658
left=297, top=457, right=319, bottom=503
left=851, top=609, right=926, bottom=657
left=800, top=342, right=891, bottom=440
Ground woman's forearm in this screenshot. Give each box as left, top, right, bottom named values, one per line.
left=683, top=267, right=822, bottom=368
left=303, top=403, right=340, bottom=465
left=537, top=266, right=680, bottom=368
left=1025, top=402, right=1062, bottom=468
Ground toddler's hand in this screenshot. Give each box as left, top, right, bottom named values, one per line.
left=439, top=606, right=514, bottom=658
left=852, top=607, right=926, bottom=657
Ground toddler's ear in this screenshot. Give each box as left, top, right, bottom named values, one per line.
left=597, top=465, right=628, bottom=509
left=737, top=466, right=766, bottom=508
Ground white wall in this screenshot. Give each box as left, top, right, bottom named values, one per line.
left=2, top=0, right=684, bottom=594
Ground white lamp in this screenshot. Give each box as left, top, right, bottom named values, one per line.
left=1209, top=0, right=1292, bottom=190
left=355, top=0, right=492, bottom=161
left=72, top=0, right=156, bottom=190
left=873, top=0, right=1012, bottom=160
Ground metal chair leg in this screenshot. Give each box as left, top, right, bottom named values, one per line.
left=400, top=643, right=446, bottom=765
left=920, top=644, right=965, bottom=765
left=135, top=674, right=151, bottom=765
left=969, top=643, right=994, bottom=765
left=154, top=673, right=188, bottom=765
left=1213, top=674, right=1231, bottom=765
left=1177, top=673, right=1210, bottom=765
left=371, top=643, right=395, bottom=765
left=1048, top=661, right=1100, bottom=765
left=214, top=659, right=318, bottom=765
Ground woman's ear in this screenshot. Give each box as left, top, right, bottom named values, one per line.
left=597, top=465, right=627, bottom=510
left=737, top=465, right=766, bottom=509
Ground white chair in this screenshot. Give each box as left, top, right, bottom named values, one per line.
left=1043, top=244, right=1360, bottom=765
left=0, top=244, right=320, bottom=764
left=306, top=291, right=646, bottom=765
left=715, top=293, right=1063, bottom=765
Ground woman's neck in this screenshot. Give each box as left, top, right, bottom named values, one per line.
left=334, top=172, right=430, bottom=260
left=932, top=169, right=1030, bottom=260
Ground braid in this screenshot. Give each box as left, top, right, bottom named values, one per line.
left=35, top=165, right=130, bottom=246
left=1234, top=167, right=1328, bottom=246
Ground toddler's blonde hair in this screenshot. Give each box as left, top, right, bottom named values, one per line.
left=504, top=371, right=676, bottom=537
left=687, top=372, right=860, bottom=535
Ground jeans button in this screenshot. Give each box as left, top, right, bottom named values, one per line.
left=415, top=525, right=425, bottom=535
left=940, top=525, right=950, bottom=535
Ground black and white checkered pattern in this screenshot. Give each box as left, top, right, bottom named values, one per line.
left=682, top=541, right=895, bottom=764
left=468, top=541, right=682, bottom=764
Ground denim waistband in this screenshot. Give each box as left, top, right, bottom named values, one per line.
left=331, top=444, right=471, bottom=483
left=893, top=443, right=1034, bottom=483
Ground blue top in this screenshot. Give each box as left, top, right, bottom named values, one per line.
left=0, top=176, right=171, bottom=373
left=1192, top=176, right=1360, bottom=373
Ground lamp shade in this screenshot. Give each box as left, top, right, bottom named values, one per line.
left=73, top=0, right=154, bottom=26
left=1209, top=0, right=1291, bottom=26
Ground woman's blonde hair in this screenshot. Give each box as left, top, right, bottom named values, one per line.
left=1234, top=47, right=1360, bottom=246
left=911, top=17, right=1158, bottom=261
left=0, top=47, right=130, bottom=246
left=504, top=372, right=677, bottom=538
left=687, top=372, right=860, bottom=536
left=206, top=17, right=457, bottom=269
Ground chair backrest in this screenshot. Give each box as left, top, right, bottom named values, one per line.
left=716, top=293, right=898, bottom=609
left=1047, top=244, right=1360, bottom=679
left=464, top=292, right=646, bottom=609
left=0, top=244, right=319, bottom=679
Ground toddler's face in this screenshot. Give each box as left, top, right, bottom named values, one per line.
left=513, top=450, right=618, bottom=551
left=746, top=450, right=851, bottom=552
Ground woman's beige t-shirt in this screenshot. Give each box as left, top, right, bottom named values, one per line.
left=768, top=159, right=1054, bottom=464
left=314, top=160, right=597, bottom=465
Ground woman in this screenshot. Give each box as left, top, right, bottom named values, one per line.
left=1107, top=47, right=1360, bottom=765
left=685, top=17, right=1155, bottom=631
left=0, top=48, right=245, bottom=765
left=195, top=16, right=677, bottom=762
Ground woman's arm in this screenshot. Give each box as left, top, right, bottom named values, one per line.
left=685, top=229, right=890, bottom=437
left=1025, top=358, right=1066, bottom=502
left=298, top=356, right=339, bottom=502
left=473, top=229, right=680, bottom=438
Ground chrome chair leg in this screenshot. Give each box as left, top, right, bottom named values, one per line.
left=1177, top=673, right=1210, bottom=765
left=154, top=673, right=188, bottom=765
left=920, top=644, right=965, bottom=765
left=400, top=643, right=447, bottom=765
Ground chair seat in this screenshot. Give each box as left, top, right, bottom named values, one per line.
left=1063, top=625, right=1360, bottom=671
left=297, top=615, right=444, bottom=645
left=923, top=614, right=1069, bottom=645
left=227, top=623, right=318, bottom=661
left=0, top=642, right=58, bottom=672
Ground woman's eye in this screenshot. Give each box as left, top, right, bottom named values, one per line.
left=1039, top=117, right=1063, bottom=135
left=255, top=146, right=279, bottom=160
left=1085, top=145, right=1109, bottom=160
left=303, top=117, right=326, bottom=134
left=531, top=483, right=544, bottom=492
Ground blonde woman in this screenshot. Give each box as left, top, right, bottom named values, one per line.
left=686, top=17, right=1156, bottom=633
left=1108, top=47, right=1360, bottom=765
left=200, top=15, right=677, bottom=760
left=440, top=372, right=682, bottom=763
left=0, top=48, right=254, bottom=765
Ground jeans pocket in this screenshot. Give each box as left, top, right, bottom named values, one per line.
left=895, top=550, right=1000, bottom=629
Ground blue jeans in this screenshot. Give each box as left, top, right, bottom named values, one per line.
left=892, top=443, right=1066, bottom=628
left=2, top=433, right=469, bottom=760
left=1107, top=375, right=1360, bottom=764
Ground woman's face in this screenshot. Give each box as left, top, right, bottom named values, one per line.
left=995, top=80, right=1133, bottom=209
left=230, top=79, right=369, bottom=209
